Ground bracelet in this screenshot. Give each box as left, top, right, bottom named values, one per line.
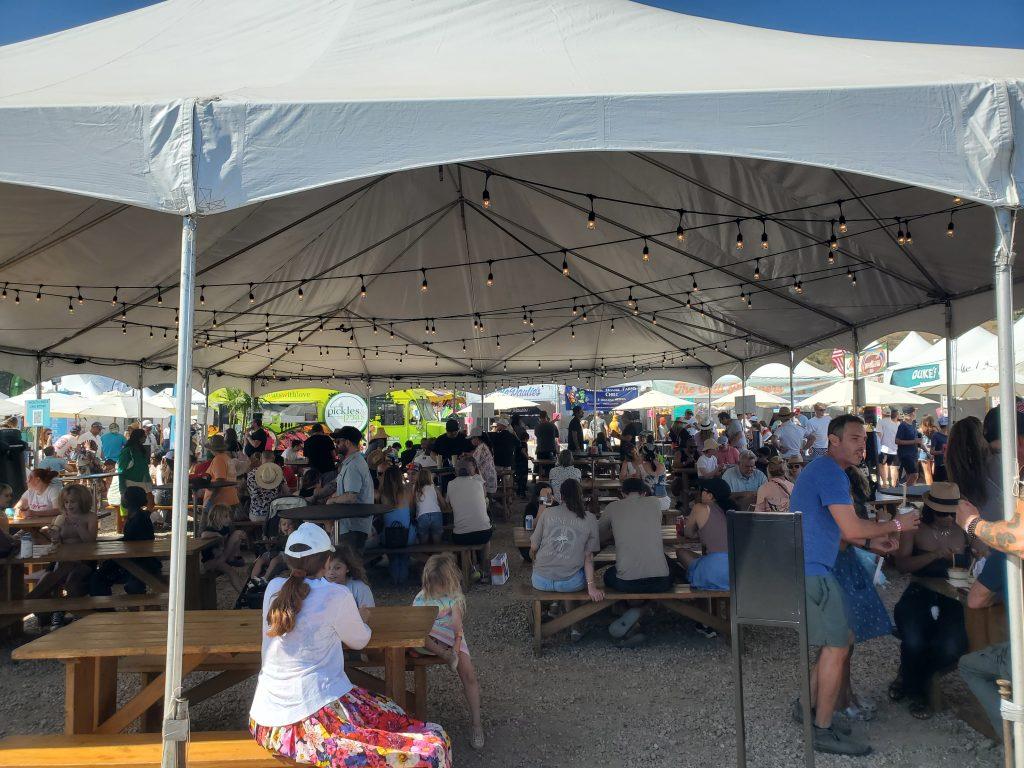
left=586, top=580, right=595, bottom=586
left=967, top=517, right=981, bottom=540
left=893, top=518, right=903, bottom=533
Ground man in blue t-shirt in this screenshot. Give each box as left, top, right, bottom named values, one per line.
left=790, top=414, right=919, bottom=756
left=930, top=417, right=949, bottom=482
left=894, top=405, right=922, bottom=485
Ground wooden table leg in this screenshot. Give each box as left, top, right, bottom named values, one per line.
left=0, top=562, right=25, bottom=641
left=141, top=672, right=163, bottom=732
left=65, top=657, right=116, bottom=734
left=383, top=647, right=407, bottom=711
left=185, top=552, right=201, bottom=610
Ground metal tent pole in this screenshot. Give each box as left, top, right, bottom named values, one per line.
left=33, top=356, right=42, bottom=464
left=202, top=370, right=211, bottom=433
left=161, top=215, right=198, bottom=768
left=944, top=301, right=956, bottom=422
left=706, top=368, right=713, bottom=419
left=788, top=349, right=796, bottom=412
left=851, top=328, right=861, bottom=414
left=138, top=365, right=145, bottom=423
left=993, top=207, right=1024, bottom=768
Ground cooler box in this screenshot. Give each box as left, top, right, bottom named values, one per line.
left=490, top=552, right=509, bottom=585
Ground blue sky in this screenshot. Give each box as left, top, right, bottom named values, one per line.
left=0, top=0, right=1021, bottom=48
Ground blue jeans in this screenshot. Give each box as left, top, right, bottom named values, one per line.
left=532, top=568, right=586, bottom=592
left=416, top=512, right=443, bottom=543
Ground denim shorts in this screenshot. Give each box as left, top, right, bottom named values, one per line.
left=531, top=568, right=586, bottom=592
left=416, top=511, right=443, bottom=541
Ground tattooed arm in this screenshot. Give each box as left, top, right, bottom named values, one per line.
left=957, top=498, right=1024, bottom=556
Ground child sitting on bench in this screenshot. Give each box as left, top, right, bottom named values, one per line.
left=90, top=485, right=160, bottom=597
left=413, top=553, right=484, bottom=750
left=201, top=503, right=246, bottom=590
left=324, top=543, right=375, bottom=608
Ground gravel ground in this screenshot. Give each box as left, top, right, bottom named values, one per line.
left=0, top=505, right=1004, bottom=767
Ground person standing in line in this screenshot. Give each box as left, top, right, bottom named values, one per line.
left=301, top=423, right=336, bottom=474
left=930, top=416, right=949, bottom=482
left=876, top=408, right=900, bottom=487
left=805, top=403, right=832, bottom=460
left=719, top=411, right=747, bottom=451
left=509, top=414, right=530, bottom=497
left=328, top=426, right=375, bottom=553
left=895, top=406, right=922, bottom=485
left=245, top=417, right=269, bottom=458
left=772, top=407, right=814, bottom=460
left=533, top=410, right=559, bottom=463
left=567, top=405, right=585, bottom=452
left=99, top=422, right=126, bottom=463
left=790, top=414, right=916, bottom=756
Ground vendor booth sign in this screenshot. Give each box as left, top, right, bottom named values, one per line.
left=324, top=393, right=369, bottom=432
left=890, top=364, right=941, bottom=388
left=24, top=399, right=51, bottom=428
left=565, top=386, right=638, bottom=411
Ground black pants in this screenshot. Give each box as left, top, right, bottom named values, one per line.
left=89, top=558, right=160, bottom=596
left=894, top=582, right=968, bottom=697
left=603, top=565, right=673, bottom=593
left=452, top=528, right=494, bottom=546
left=932, top=465, right=948, bottom=482
left=514, top=452, right=529, bottom=493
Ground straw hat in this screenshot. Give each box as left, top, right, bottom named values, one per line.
left=371, top=426, right=389, bottom=441
left=698, top=418, right=713, bottom=430
left=922, top=482, right=960, bottom=511
left=207, top=434, right=227, bottom=453
left=702, top=438, right=718, bottom=452
left=254, top=461, right=284, bottom=490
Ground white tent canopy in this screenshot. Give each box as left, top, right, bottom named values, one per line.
left=886, top=331, right=935, bottom=366
left=713, top=387, right=788, bottom=408
left=5, top=390, right=92, bottom=417
left=459, top=392, right=539, bottom=412
left=0, top=0, right=1021, bottom=394
left=613, top=390, right=693, bottom=411
left=796, top=379, right=935, bottom=409
left=78, top=392, right=172, bottom=420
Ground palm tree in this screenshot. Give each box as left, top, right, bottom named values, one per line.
left=218, top=388, right=257, bottom=432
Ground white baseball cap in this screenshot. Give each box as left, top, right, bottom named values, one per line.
left=284, top=522, right=334, bottom=558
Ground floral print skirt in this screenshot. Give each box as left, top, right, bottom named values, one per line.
left=250, top=686, right=452, bottom=768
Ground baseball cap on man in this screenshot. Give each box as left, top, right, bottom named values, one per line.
left=284, top=522, right=334, bottom=558
left=332, top=426, right=363, bottom=445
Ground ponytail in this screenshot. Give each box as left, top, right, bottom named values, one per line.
left=265, top=552, right=328, bottom=637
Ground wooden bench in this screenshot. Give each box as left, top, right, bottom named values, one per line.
left=364, top=542, right=486, bottom=588
left=513, top=582, right=729, bottom=656
left=0, top=732, right=297, bottom=768
left=119, top=651, right=445, bottom=723
left=0, top=593, right=167, bottom=616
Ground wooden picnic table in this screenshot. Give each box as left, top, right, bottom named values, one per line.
left=59, top=472, right=119, bottom=514
left=153, top=479, right=238, bottom=537
left=0, top=538, right=210, bottom=612
left=277, top=502, right=393, bottom=545
left=878, top=483, right=930, bottom=499
left=11, top=606, right=438, bottom=735
left=671, top=465, right=697, bottom=514
left=8, top=509, right=111, bottom=543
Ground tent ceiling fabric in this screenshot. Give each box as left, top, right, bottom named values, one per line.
left=0, top=0, right=1021, bottom=214
left=0, top=0, right=1021, bottom=390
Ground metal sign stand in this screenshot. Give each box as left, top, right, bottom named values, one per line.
left=727, top=510, right=814, bottom=768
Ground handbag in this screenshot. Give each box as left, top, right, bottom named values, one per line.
left=383, top=521, right=410, bottom=549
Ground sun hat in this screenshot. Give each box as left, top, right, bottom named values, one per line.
left=207, top=434, right=227, bottom=452
left=284, top=522, right=334, bottom=559
left=698, top=418, right=713, bottom=430
left=254, top=461, right=284, bottom=490
left=371, top=426, right=388, bottom=441
left=69, top=424, right=82, bottom=433
left=703, top=438, right=718, bottom=452
left=922, top=482, right=960, bottom=511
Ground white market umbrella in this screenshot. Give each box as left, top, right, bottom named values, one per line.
left=613, top=390, right=694, bottom=411
left=5, top=390, right=91, bottom=417
left=148, top=390, right=202, bottom=417
left=459, top=392, right=538, bottom=413
left=913, top=371, right=1024, bottom=400
left=713, top=387, right=787, bottom=408
left=78, top=392, right=172, bottom=420
left=797, top=379, right=934, bottom=409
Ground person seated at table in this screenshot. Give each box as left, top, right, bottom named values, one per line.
left=281, top=438, right=303, bottom=465
left=696, top=439, right=720, bottom=479
left=378, top=466, right=416, bottom=585
left=324, top=542, right=375, bottom=608
left=202, top=434, right=241, bottom=521
left=28, top=484, right=98, bottom=630
left=276, top=453, right=298, bottom=492
left=412, top=437, right=438, bottom=468
left=249, top=522, right=452, bottom=767
left=715, top=436, right=740, bottom=469
left=755, top=456, right=795, bottom=513
left=468, top=428, right=498, bottom=494
left=529, top=478, right=603, bottom=640
left=722, top=450, right=768, bottom=494
left=37, top=445, right=67, bottom=474
left=400, top=439, right=418, bottom=466
left=787, top=456, right=805, bottom=482
left=15, top=468, right=61, bottom=518
left=201, top=503, right=247, bottom=590
left=90, top=486, right=161, bottom=598
left=549, top=449, right=582, bottom=504
left=299, top=466, right=337, bottom=504
left=523, top=482, right=553, bottom=525
left=600, top=477, right=673, bottom=593
left=676, top=478, right=732, bottom=593
left=412, top=468, right=445, bottom=545
left=250, top=515, right=297, bottom=585
left=246, top=454, right=289, bottom=523
left=0, top=483, right=15, bottom=556
left=889, top=482, right=971, bottom=718
left=446, top=457, right=493, bottom=583
left=414, top=553, right=485, bottom=749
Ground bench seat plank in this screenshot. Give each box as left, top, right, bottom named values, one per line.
left=0, top=593, right=167, bottom=616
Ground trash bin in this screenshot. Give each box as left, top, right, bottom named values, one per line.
left=0, top=428, right=28, bottom=500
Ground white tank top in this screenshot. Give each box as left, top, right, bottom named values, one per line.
left=416, top=485, right=442, bottom=517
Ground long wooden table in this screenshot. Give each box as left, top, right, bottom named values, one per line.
left=8, top=510, right=112, bottom=543
left=11, top=607, right=438, bottom=735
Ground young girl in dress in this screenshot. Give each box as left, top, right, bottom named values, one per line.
left=249, top=522, right=451, bottom=767
left=324, top=543, right=375, bottom=609
left=201, top=503, right=246, bottom=590
left=413, top=553, right=484, bottom=749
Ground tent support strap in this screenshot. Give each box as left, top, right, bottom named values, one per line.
left=944, top=301, right=955, bottom=422
left=788, top=350, right=795, bottom=412
left=161, top=215, right=198, bottom=768
left=993, top=207, right=1023, bottom=768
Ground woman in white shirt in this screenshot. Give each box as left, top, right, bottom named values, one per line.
left=548, top=449, right=582, bottom=503
left=14, top=469, right=62, bottom=518
left=696, top=439, right=720, bottom=479
left=445, top=457, right=493, bottom=582
left=250, top=522, right=451, bottom=767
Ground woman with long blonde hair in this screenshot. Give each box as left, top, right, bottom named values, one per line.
left=414, top=553, right=484, bottom=749
left=250, top=523, right=451, bottom=767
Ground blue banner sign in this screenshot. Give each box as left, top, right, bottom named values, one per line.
left=889, top=364, right=941, bottom=389
left=564, top=386, right=638, bottom=411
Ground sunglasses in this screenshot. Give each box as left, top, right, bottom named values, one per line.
left=930, top=508, right=957, bottom=517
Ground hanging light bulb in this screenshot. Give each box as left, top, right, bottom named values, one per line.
left=569, top=359, right=573, bottom=372
left=120, top=303, right=127, bottom=321
left=522, top=306, right=528, bottom=325
left=199, top=285, right=206, bottom=305
left=827, top=247, right=835, bottom=265
left=896, top=219, right=905, bottom=245
left=641, top=239, right=650, bottom=262
left=837, top=201, right=848, bottom=233
left=572, top=301, right=578, bottom=316
left=163, top=327, right=168, bottom=339
left=904, top=221, right=913, bottom=245
left=121, top=323, right=127, bottom=335
left=389, top=324, right=395, bottom=339
left=686, top=293, right=692, bottom=309
left=431, top=319, right=437, bottom=335
left=739, top=290, right=746, bottom=305
left=482, top=171, right=492, bottom=209
left=1, top=283, right=7, bottom=300
left=691, top=274, right=699, bottom=293
left=112, top=287, right=119, bottom=305
left=35, top=285, right=42, bottom=302
left=297, top=284, right=304, bottom=300
left=627, top=287, right=635, bottom=308
left=249, top=283, right=255, bottom=303
left=632, top=301, right=640, bottom=316
left=847, top=267, right=855, bottom=283
left=14, top=289, right=19, bottom=304
left=156, top=287, right=163, bottom=305
left=947, top=212, right=956, bottom=238
left=610, top=319, right=615, bottom=333
left=676, top=209, right=686, bottom=241
left=372, top=319, right=378, bottom=334
left=562, top=250, right=570, bottom=276
left=586, top=195, right=596, bottom=230
left=265, top=314, right=270, bottom=330
left=477, top=314, right=484, bottom=331
left=67, top=296, right=74, bottom=314
left=531, top=330, right=536, bottom=344
left=496, top=335, right=501, bottom=348
left=213, top=311, right=218, bottom=328
left=529, top=312, right=534, bottom=327
left=753, top=259, right=761, bottom=280
left=149, top=326, right=154, bottom=338
left=829, top=220, right=839, bottom=250
left=581, top=307, right=588, bottom=321
left=733, top=219, right=745, bottom=250
left=359, top=276, right=367, bottom=298
left=953, top=196, right=963, bottom=205
left=760, top=219, right=769, bottom=250
left=486, top=260, right=494, bottom=287
left=794, top=276, right=804, bottom=294
left=570, top=325, right=575, bottom=339
left=537, top=360, right=542, bottom=370
left=651, top=313, right=657, bottom=325
left=420, top=269, right=429, bottom=292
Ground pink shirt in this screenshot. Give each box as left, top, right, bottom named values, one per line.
left=755, top=477, right=794, bottom=513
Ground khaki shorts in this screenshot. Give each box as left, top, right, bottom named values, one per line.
left=805, top=574, right=851, bottom=648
